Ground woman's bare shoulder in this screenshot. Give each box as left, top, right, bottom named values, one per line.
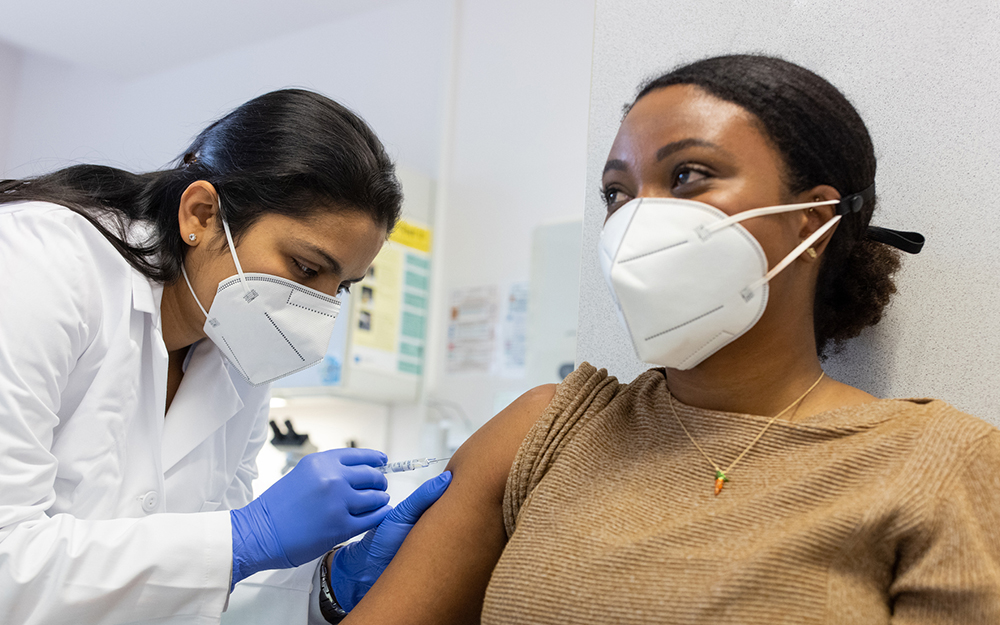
left=449, top=384, right=558, bottom=492
left=343, top=385, right=557, bottom=625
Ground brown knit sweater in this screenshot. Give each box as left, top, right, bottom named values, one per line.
left=481, top=363, right=1000, bottom=624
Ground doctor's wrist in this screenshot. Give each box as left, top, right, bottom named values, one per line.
left=319, top=548, right=348, bottom=623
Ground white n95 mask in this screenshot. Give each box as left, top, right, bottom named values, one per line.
left=182, top=214, right=342, bottom=386
left=599, top=196, right=842, bottom=370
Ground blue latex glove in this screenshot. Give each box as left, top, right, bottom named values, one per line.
left=230, top=448, right=391, bottom=587
left=329, top=470, right=452, bottom=611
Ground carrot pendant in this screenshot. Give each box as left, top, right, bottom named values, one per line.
left=714, top=469, right=729, bottom=496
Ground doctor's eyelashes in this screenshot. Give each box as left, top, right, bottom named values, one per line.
left=291, top=257, right=320, bottom=279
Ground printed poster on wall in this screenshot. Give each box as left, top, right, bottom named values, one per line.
left=501, top=282, right=529, bottom=377
left=446, top=286, right=499, bottom=374
left=349, top=220, right=432, bottom=376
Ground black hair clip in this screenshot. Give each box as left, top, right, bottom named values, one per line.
left=835, top=183, right=925, bottom=254
left=835, top=183, right=876, bottom=215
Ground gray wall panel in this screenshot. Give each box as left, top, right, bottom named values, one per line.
left=578, top=0, right=1000, bottom=421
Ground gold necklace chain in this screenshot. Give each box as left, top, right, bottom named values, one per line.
left=668, top=372, right=825, bottom=496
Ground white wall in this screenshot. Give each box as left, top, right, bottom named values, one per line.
left=421, top=0, right=595, bottom=430
left=577, top=0, right=1000, bottom=421
left=0, top=40, right=23, bottom=175
left=2, top=0, right=453, bottom=179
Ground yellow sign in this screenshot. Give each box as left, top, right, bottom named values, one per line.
left=353, top=246, right=402, bottom=353
left=389, top=220, right=433, bottom=253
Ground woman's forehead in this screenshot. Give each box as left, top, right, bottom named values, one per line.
left=611, top=85, right=765, bottom=158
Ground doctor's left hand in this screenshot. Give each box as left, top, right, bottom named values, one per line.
left=230, top=447, right=392, bottom=587
left=329, top=470, right=452, bottom=612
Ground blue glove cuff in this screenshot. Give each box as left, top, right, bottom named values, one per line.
left=329, top=543, right=367, bottom=612
left=230, top=504, right=294, bottom=589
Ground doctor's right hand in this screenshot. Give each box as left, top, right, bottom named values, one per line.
left=229, top=448, right=391, bottom=587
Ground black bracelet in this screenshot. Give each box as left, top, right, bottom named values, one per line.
left=318, top=550, right=349, bottom=624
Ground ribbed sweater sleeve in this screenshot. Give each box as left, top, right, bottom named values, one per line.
left=502, top=362, right=617, bottom=537
left=889, top=430, right=1000, bottom=623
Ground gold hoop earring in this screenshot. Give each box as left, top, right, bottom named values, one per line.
left=805, top=247, right=817, bottom=259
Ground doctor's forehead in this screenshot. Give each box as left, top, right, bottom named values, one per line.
left=265, top=210, right=385, bottom=274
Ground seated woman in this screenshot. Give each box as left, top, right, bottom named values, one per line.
left=335, top=55, right=1000, bottom=624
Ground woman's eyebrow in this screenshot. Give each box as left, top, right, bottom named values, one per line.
left=655, top=138, right=724, bottom=161
left=603, top=159, right=628, bottom=175
left=604, top=138, right=730, bottom=175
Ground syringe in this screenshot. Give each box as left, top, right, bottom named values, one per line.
left=377, top=457, right=451, bottom=474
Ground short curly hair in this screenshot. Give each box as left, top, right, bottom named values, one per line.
left=631, top=55, right=900, bottom=357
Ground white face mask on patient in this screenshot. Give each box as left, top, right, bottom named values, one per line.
left=181, top=213, right=342, bottom=387
left=598, top=196, right=843, bottom=371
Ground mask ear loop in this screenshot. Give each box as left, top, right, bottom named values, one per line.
left=217, top=201, right=260, bottom=303
left=700, top=199, right=841, bottom=238
left=219, top=213, right=250, bottom=294
left=739, top=213, right=842, bottom=302
left=181, top=264, right=210, bottom=320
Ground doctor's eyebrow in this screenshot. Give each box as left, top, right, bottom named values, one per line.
left=292, top=239, right=364, bottom=281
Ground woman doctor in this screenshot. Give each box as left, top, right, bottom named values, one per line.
left=0, top=89, right=449, bottom=625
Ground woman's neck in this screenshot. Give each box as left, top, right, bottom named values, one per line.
left=664, top=302, right=830, bottom=418
left=664, top=322, right=878, bottom=420
left=160, top=280, right=207, bottom=353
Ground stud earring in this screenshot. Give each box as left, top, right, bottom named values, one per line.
left=805, top=247, right=817, bottom=259
left=188, top=233, right=197, bottom=242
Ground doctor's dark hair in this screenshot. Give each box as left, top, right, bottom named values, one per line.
left=0, top=88, right=402, bottom=283
left=631, top=55, right=900, bottom=357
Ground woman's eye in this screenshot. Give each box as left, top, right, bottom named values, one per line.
left=673, top=167, right=709, bottom=189
left=602, top=186, right=633, bottom=211
left=292, top=258, right=319, bottom=278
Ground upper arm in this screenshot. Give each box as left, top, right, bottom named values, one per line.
left=0, top=207, right=101, bottom=530
left=343, top=384, right=557, bottom=625
left=890, top=430, right=1000, bottom=623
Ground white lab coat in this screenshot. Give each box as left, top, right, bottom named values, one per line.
left=0, top=202, right=323, bottom=624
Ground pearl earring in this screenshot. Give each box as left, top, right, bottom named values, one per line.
left=188, top=233, right=197, bottom=242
